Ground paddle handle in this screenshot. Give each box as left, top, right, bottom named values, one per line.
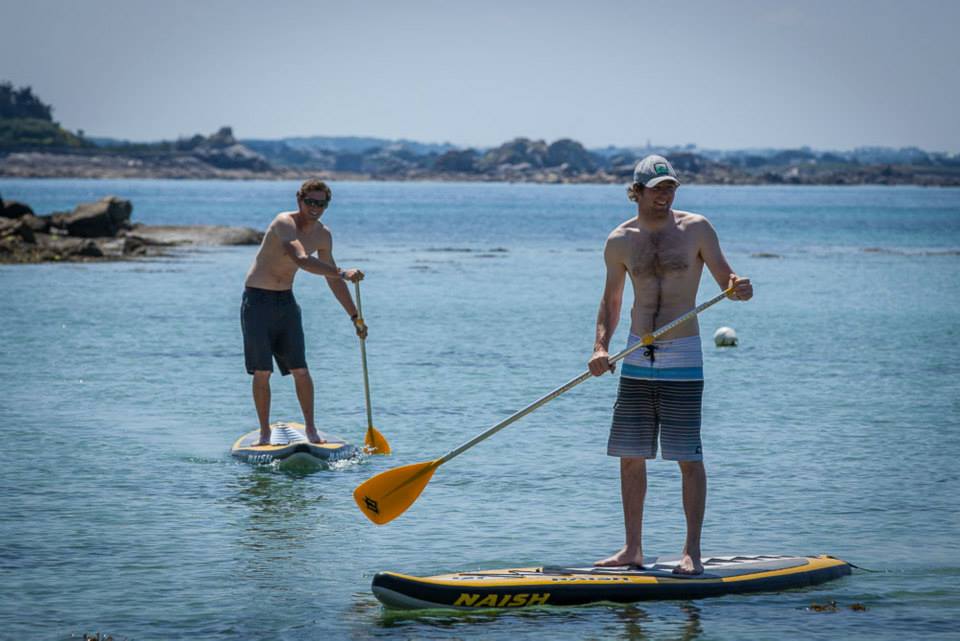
left=439, top=287, right=734, bottom=465
left=354, top=281, right=374, bottom=430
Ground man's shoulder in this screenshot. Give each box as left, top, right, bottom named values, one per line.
left=264, top=212, right=298, bottom=242
left=673, top=209, right=710, bottom=227
left=307, top=221, right=332, bottom=243
left=268, top=211, right=297, bottom=229
left=608, top=217, right=639, bottom=241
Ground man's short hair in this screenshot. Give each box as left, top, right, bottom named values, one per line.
left=627, top=182, right=644, bottom=202
left=297, top=179, right=332, bottom=201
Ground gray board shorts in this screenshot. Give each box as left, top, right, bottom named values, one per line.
left=608, top=377, right=704, bottom=461
left=607, top=335, right=705, bottom=461
left=241, top=287, right=307, bottom=375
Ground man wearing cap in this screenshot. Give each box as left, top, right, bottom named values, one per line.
left=242, top=178, right=366, bottom=446
left=588, top=155, right=752, bottom=575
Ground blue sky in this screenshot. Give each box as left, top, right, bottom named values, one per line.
left=3, top=0, right=958, bottom=151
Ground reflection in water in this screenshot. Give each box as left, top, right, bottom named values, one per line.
left=229, top=470, right=316, bottom=555
left=612, top=603, right=703, bottom=641
left=358, top=601, right=704, bottom=641
left=367, top=597, right=587, bottom=628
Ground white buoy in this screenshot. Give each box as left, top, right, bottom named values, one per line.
left=714, top=326, right=738, bottom=347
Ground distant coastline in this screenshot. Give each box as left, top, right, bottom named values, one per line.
left=4, top=141, right=960, bottom=186
left=3, top=82, right=959, bottom=186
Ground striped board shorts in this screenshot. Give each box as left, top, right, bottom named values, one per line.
left=607, top=334, right=704, bottom=461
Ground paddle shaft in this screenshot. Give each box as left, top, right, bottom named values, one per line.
left=438, top=287, right=734, bottom=465
left=354, top=281, right=374, bottom=429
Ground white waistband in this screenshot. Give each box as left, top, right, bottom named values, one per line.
left=623, top=334, right=703, bottom=369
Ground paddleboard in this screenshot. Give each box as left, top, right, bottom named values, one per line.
left=231, top=422, right=359, bottom=468
left=372, top=554, right=851, bottom=610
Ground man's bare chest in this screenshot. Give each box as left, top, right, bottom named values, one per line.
left=625, top=230, right=699, bottom=279
left=295, top=229, right=329, bottom=256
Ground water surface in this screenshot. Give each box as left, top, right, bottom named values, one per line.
left=1, top=179, right=958, bottom=640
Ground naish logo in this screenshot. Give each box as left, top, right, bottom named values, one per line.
left=453, top=592, right=550, bottom=607
left=654, top=162, right=669, bottom=175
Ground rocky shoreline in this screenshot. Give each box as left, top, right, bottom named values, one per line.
left=0, top=195, right=262, bottom=264
left=3, top=148, right=960, bottom=187
left=0, top=151, right=304, bottom=180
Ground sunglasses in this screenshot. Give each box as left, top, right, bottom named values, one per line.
left=302, top=197, right=329, bottom=208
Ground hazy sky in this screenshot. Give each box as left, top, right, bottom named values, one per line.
left=3, top=0, right=958, bottom=151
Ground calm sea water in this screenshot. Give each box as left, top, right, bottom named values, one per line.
left=1, top=179, right=959, bottom=641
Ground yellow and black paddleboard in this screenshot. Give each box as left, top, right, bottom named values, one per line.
left=372, top=554, right=851, bottom=610
left=231, top=422, right=359, bottom=468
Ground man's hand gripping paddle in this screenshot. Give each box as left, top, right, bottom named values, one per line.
left=354, top=281, right=391, bottom=455
left=354, top=287, right=734, bottom=524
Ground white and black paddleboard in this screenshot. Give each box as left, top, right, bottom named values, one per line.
left=231, top=422, right=359, bottom=469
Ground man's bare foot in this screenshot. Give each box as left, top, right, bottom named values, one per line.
left=594, top=547, right=644, bottom=568
left=305, top=427, right=327, bottom=444
left=254, top=430, right=271, bottom=446
left=672, top=553, right=703, bottom=575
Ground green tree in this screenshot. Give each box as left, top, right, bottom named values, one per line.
left=0, top=82, right=54, bottom=120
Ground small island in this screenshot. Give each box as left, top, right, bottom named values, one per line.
left=0, top=194, right=262, bottom=264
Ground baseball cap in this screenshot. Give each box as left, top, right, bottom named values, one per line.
left=633, top=155, right=680, bottom=187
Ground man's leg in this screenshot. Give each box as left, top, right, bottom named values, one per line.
left=595, top=457, right=647, bottom=567
left=252, top=370, right=272, bottom=445
left=675, top=460, right=706, bottom=575
left=290, top=367, right=325, bottom=444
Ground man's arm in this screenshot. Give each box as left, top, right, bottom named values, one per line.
left=321, top=239, right=368, bottom=339
left=588, top=235, right=628, bottom=376
left=698, top=218, right=753, bottom=301
left=275, top=216, right=342, bottom=278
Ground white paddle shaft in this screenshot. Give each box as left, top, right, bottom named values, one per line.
left=439, top=287, right=734, bottom=464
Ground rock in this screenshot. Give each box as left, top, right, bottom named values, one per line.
left=60, top=196, right=133, bottom=237
left=193, top=143, right=272, bottom=171
left=30, top=235, right=105, bottom=259
left=0, top=216, right=36, bottom=243
left=208, top=126, right=237, bottom=146
left=434, top=149, right=479, bottom=173
left=1, top=194, right=267, bottom=263
left=35, top=234, right=90, bottom=254
left=546, top=139, right=597, bottom=174
left=479, top=138, right=549, bottom=170
left=126, top=224, right=263, bottom=246
left=122, top=236, right=148, bottom=256
left=20, top=213, right=51, bottom=233
left=0, top=236, right=17, bottom=256
left=1, top=199, right=35, bottom=219
left=713, top=326, right=738, bottom=347
left=75, top=240, right=104, bottom=257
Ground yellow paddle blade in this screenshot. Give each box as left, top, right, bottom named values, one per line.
left=354, top=459, right=441, bottom=525
left=364, top=425, right=392, bottom=455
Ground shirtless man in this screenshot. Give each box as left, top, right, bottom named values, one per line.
left=242, top=179, right=365, bottom=446
left=587, top=155, right=753, bottom=575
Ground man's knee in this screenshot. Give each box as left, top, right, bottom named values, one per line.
left=620, top=457, right=647, bottom=474
left=678, top=460, right=706, bottom=477
left=290, top=367, right=311, bottom=380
